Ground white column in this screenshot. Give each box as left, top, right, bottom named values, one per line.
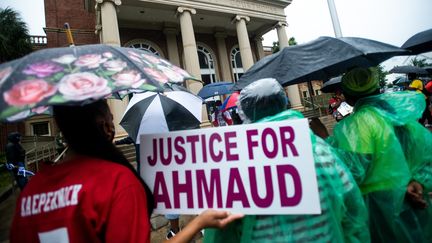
left=255, top=36, right=265, bottom=60
left=233, top=15, right=254, bottom=71
left=276, top=21, right=303, bottom=109
left=96, top=0, right=127, bottom=137
left=214, top=32, right=232, bottom=81
left=276, top=21, right=289, bottom=49
left=163, top=27, right=181, bottom=66
left=177, top=7, right=210, bottom=127
left=96, top=0, right=121, bottom=46
left=177, top=7, right=201, bottom=85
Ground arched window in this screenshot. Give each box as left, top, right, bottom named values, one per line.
left=123, top=39, right=164, bottom=57
left=197, top=45, right=217, bottom=85
left=231, top=46, right=244, bottom=82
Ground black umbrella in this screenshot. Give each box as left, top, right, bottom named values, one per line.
left=389, top=65, right=428, bottom=75
left=233, top=36, right=409, bottom=90
left=392, top=76, right=410, bottom=85
left=423, top=66, right=432, bottom=74
left=321, top=76, right=342, bottom=93
left=401, top=28, right=432, bottom=55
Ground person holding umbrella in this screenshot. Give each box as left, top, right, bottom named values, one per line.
left=329, top=67, right=432, bottom=242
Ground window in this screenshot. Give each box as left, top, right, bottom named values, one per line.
left=315, top=89, right=321, bottom=95
left=231, top=46, right=244, bottom=82
left=197, top=45, right=217, bottom=86
left=129, top=43, right=160, bottom=56
left=302, top=91, right=309, bottom=98
left=32, top=122, right=50, bottom=136
left=124, top=40, right=164, bottom=57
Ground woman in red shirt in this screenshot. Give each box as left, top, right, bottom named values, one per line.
left=10, top=100, right=242, bottom=243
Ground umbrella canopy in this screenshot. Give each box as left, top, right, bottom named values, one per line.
left=392, top=76, right=410, bottom=85
left=389, top=65, right=428, bottom=75
left=401, top=28, right=432, bottom=55
left=233, top=36, right=409, bottom=90
left=197, top=81, right=234, bottom=99
left=220, top=92, right=240, bottom=110
left=0, top=44, right=198, bottom=121
left=120, top=91, right=203, bottom=144
left=321, top=76, right=342, bottom=93
left=423, top=66, right=432, bottom=74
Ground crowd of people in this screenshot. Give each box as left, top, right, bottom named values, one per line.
left=6, top=66, right=432, bottom=242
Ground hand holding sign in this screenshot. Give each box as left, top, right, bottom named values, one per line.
left=141, top=119, right=320, bottom=215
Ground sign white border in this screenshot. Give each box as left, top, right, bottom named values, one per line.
left=140, top=119, right=320, bottom=215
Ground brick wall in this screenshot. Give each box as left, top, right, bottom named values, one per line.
left=44, top=0, right=99, bottom=47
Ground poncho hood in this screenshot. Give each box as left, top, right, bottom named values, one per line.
left=354, top=91, right=425, bottom=126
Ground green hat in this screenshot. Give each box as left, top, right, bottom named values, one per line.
left=341, top=67, right=379, bottom=96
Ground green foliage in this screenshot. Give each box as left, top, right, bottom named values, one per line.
left=272, top=41, right=280, bottom=53
left=0, top=7, right=33, bottom=63
left=376, top=65, right=388, bottom=88
left=410, top=57, right=432, bottom=67
left=272, top=37, right=297, bottom=53
left=288, top=37, right=297, bottom=46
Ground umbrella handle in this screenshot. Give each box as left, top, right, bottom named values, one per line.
left=64, top=23, right=75, bottom=47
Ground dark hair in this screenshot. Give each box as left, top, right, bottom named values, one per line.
left=53, top=100, right=154, bottom=217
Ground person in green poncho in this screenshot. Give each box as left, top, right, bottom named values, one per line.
left=204, top=78, right=369, bottom=243
left=329, top=67, right=432, bottom=243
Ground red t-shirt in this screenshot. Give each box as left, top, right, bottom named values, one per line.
left=10, top=156, right=150, bottom=243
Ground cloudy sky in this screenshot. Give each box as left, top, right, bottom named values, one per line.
left=1, top=0, right=431, bottom=76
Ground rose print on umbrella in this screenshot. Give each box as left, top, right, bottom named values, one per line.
left=58, top=72, right=112, bottom=101
left=23, top=62, right=63, bottom=78
left=4, top=79, right=57, bottom=106
left=74, top=54, right=107, bottom=69
left=144, top=67, right=169, bottom=83
left=103, top=60, right=127, bottom=72
left=52, top=55, right=77, bottom=65
left=113, top=70, right=146, bottom=88
left=157, top=65, right=185, bottom=82
left=0, top=44, right=200, bottom=121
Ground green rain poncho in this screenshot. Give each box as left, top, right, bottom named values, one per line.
left=204, top=79, right=369, bottom=243
left=329, top=91, right=432, bottom=242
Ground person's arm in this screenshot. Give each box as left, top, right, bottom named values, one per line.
left=164, top=210, right=243, bottom=243
left=223, top=111, right=233, bottom=125
left=211, top=112, right=219, bottom=127
left=309, top=117, right=329, bottom=139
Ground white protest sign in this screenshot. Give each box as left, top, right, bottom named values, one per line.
left=140, top=119, right=320, bottom=215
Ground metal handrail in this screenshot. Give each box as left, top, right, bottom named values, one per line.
left=54, top=147, right=69, bottom=164
left=302, top=98, right=321, bottom=110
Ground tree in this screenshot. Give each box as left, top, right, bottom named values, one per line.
left=410, top=57, right=432, bottom=67
left=288, top=37, right=297, bottom=46
left=376, top=65, right=388, bottom=88
left=271, top=41, right=280, bottom=53
left=0, top=8, right=33, bottom=63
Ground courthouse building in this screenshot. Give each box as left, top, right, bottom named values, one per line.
left=39, top=0, right=302, bottom=136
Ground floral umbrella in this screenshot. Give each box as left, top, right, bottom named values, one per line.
left=0, top=44, right=198, bottom=121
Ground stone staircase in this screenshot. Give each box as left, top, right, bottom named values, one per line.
left=116, top=144, right=137, bottom=169
left=317, top=114, right=337, bottom=136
